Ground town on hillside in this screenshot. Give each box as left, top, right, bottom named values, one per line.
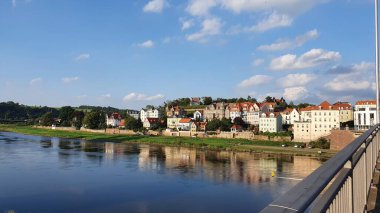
left=0, top=97, right=376, bottom=146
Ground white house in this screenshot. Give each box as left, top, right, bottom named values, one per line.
left=140, top=108, right=161, bottom=122
left=193, top=110, right=204, bottom=121
left=280, top=108, right=300, bottom=125
left=126, top=110, right=140, bottom=120
left=246, top=103, right=260, bottom=125
left=259, top=112, right=282, bottom=133
left=106, top=112, right=122, bottom=127
left=143, top=118, right=160, bottom=129
left=176, top=118, right=193, bottom=131
left=354, top=100, right=377, bottom=130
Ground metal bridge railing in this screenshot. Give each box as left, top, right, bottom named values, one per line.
left=260, top=124, right=380, bottom=213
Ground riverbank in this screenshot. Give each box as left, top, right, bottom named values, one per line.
left=0, top=125, right=337, bottom=158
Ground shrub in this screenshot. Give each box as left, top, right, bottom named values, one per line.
left=309, top=137, right=330, bottom=149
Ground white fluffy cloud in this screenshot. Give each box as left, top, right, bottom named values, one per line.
left=277, top=73, right=316, bottom=88
left=30, top=77, right=42, bottom=86
left=75, top=53, right=90, bottom=61
left=270, top=48, right=341, bottom=71
left=123, top=93, right=165, bottom=102
left=187, top=18, right=222, bottom=42
left=324, top=80, right=372, bottom=92
left=258, top=29, right=319, bottom=52
left=283, top=87, right=309, bottom=101
left=246, top=12, right=293, bottom=33
left=62, top=77, right=79, bottom=84
left=237, top=75, right=272, bottom=88
left=138, top=40, right=155, bottom=48
left=143, top=0, right=166, bottom=13
left=186, top=0, right=217, bottom=16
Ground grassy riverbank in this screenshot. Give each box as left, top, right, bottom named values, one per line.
left=0, top=125, right=336, bottom=157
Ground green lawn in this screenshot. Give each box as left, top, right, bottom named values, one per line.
left=0, top=125, right=336, bottom=157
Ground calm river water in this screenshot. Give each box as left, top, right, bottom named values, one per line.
left=0, top=132, right=324, bottom=213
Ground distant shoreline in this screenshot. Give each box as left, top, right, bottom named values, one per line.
left=0, top=125, right=336, bottom=158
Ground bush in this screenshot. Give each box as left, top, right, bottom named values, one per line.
left=309, top=137, right=330, bottom=149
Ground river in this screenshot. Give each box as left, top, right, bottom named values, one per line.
left=0, top=131, right=324, bottom=213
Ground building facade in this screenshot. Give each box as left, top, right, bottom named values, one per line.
left=140, top=108, right=161, bottom=122
left=106, top=112, right=122, bottom=127
left=333, top=102, right=353, bottom=124
left=354, top=100, right=377, bottom=130
left=204, top=102, right=230, bottom=121
left=259, top=112, right=282, bottom=133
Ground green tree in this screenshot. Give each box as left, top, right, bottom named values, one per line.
left=72, top=111, right=85, bottom=130
left=202, top=97, right=213, bottom=105
left=125, top=115, right=143, bottom=131
left=233, top=117, right=247, bottom=128
left=40, top=112, right=53, bottom=126
left=206, top=119, right=222, bottom=131
left=59, top=106, right=75, bottom=126
left=220, top=117, right=232, bottom=131
left=83, top=110, right=106, bottom=129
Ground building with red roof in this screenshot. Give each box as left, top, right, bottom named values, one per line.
left=354, top=100, right=377, bottom=130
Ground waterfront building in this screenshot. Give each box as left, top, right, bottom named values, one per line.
left=177, top=118, right=193, bottom=131
left=126, top=110, right=140, bottom=120
left=259, top=112, right=282, bottom=133
left=143, top=118, right=160, bottom=129
left=280, top=108, right=300, bottom=125
left=204, top=102, right=230, bottom=121
left=294, top=101, right=340, bottom=142
left=106, top=112, right=122, bottom=127
left=140, top=108, right=161, bottom=122
left=354, top=100, right=377, bottom=130
left=167, top=117, right=182, bottom=129
left=333, top=102, right=353, bottom=124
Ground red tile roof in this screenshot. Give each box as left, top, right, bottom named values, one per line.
left=146, top=118, right=160, bottom=123
left=356, top=100, right=376, bottom=105
left=179, top=118, right=192, bottom=123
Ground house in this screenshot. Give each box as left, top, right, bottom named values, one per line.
left=177, top=118, right=193, bottom=131
left=126, top=110, right=140, bottom=120
left=190, top=97, right=201, bottom=106
left=193, top=110, right=204, bottom=121
left=166, top=106, right=185, bottom=117
left=294, top=101, right=340, bottom=142
left=231, top=124, right=242, bottom=132
left=259, top=112, right=282, bottom=133
left=191, top=122, right=198, bottom=132
left=204, top=102, right=230, bottom=121
left=333, top=102, right=353, bottom=124
left=246, top=103, right=260, bottom=125
left=260, top=102, right=276, bottom=113
left=193, top=121, right=207, bottom=131
left=118, top=119, right=125, bottom=129
left=106, top=112, right=122, bottom=127
left=140, top=108, right=161, bottom=122
left=143, top=118, right=160, bottom=129
left=280, top=108, right=300, bottom=125
left=167, top=117, right=182, bottom=129
left=354, top=100, right=377, bottom=130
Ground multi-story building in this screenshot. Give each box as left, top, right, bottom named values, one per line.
left=294, top=101, right=340, bottom=142
left=229, top=102, right=260, bottom=125
left=106, top=112, right=122, bottom=127
left=280, top=108, right=300, bottom=125
left=167, top=117, right=182, bottom=129
left=126, top=110, right=140, bottom=120
left=166, top=106, right=185, bottom=117
left=333, top=102, right=353, bottom=124
left=259, top=112, right=282, bottom=133
left=354, top=100, right=377, bottom=130
left=177, top=118, right=193, bottom=131
left=204, top=102, right=230, bottom=121
left=140, top=108, right=161, bottom=122
left=246, top=103, right=260, bottom=125
left=143, top=118, right=160, bottom=129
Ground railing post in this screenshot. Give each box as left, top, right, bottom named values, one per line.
left=345, top=161, right=354, bottom=213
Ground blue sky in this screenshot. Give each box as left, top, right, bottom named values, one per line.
left=0, top=0, right=376, bottom=109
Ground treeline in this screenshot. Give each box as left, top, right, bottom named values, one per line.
left=0, top=101, right=59, bottom=122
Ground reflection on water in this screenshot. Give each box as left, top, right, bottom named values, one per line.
left=0, top=132, right=324, bottom=213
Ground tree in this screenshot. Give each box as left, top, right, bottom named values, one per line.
left=206, top=119, right=222, bottom=131
left=202, top=97, right=213, bottom=105
left=125, top=115, right=143, bottom=131
left=59, top=106, right=75, bottom=126
left=40, top=112, right=53, bottom=126
left=233, top=117, right=247, bottom=128
left=72, top=111, right=85, bottom=130
left=220, top=117, right=232, bottom=131
left=265, top=96, right=274, bottom=102
left=83, top=110, right=106, bottom=129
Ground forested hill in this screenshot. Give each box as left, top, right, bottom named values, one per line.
left=0, top=101, right=59, bottom=121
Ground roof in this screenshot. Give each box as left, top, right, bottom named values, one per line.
left=191, top=97, right=201, bottom=102
left=299, top=101, right=339, bottom=111
left=118, top=119, right=125, bottom=127
left=356, top=100, right=376, bottom=105
left=231, top=124, right=242, bottom=129
left=281, top=108, right=294, bottom=113
left=333, top=102, right=352, bottom=110
left=179, top=118, right=192, bottom=123
left=108, top=112, right=122, bottom=119
left=146, top=118, right=160, bottom=123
